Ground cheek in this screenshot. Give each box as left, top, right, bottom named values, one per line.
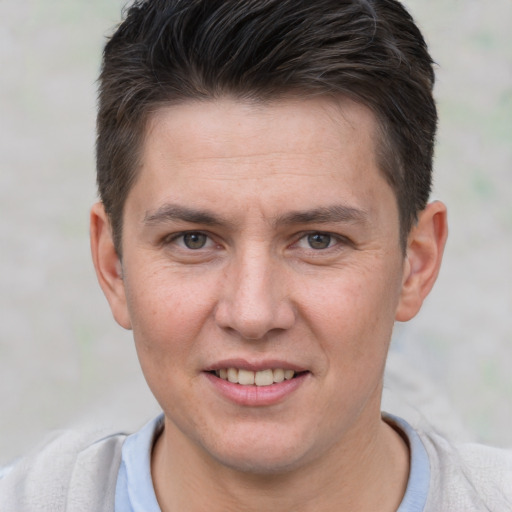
left=123, top=269, right=217, bottom=369
left=124, top=276, right=212, bottom=417
left=301, top=263, right=402, bottom=357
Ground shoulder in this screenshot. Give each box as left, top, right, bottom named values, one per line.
left=0, top=427, right=127, bottom=512
left=417, top=425, right=512, bottom=511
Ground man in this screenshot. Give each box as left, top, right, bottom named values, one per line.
left=1, top=0, right=511, bottom=510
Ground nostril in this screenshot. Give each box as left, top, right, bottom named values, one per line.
left=214, top=296, right=296, bottom=341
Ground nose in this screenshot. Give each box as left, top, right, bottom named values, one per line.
left=214, top=248, right=296, bottom=340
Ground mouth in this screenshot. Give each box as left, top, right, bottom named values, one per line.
left=204, top=363, right=310, bottom=406
left=208, top=368, right=308, bottom=387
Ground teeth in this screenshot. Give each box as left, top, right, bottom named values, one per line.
left=254, top=369, right=273, bottom=386
left=273, top=368, right=285, bottom=383
left=284, top=369, right=294, bottom=380
left=227, top=368, right=238, bottom=383
left=238, top=369, right=255, bottom=385
left=216, top=368, right=297, bottom=386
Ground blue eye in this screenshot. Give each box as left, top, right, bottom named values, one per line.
left=182, top=232, right=208, bottom=249
left=307, top=233, right=332, bottom=250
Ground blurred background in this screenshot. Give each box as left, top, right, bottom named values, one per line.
left=0, top=0, right=511, bottom=465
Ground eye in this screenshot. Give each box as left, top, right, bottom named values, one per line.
left=165, top=231, right=214, bottom=250
left=306, top=233, right=333, bottom=250
left=291, top=231, right=352, bottom=255
left=160, top=230, right=221, bottom=263
left=181, top=232, right=209, bottom=249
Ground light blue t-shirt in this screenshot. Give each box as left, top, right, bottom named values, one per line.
left=115, top=415, right=163, bottom=512
left=115, top=413, right=430, bottom=512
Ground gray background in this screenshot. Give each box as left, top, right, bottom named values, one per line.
left=1, top=0, right=511, bottom=465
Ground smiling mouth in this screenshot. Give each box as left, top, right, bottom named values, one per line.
left=211, top=368, right=306, bottom=386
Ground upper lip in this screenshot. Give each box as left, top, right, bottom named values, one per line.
left=204, top=358, right=309, bottom=373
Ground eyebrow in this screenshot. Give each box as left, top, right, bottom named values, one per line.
left=144, top=204, right=233, bottom=227
left=273, top=205, right=369, bottom=227
left=144, top=203, right=368, bottom=229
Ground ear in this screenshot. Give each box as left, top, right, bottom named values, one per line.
left=395, top=201, right=448, bottom=322
left=90, top=202, right=132, bottom=329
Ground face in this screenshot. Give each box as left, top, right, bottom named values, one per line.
left=107, top=97, right=411, bottom=473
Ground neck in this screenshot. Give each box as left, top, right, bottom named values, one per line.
left=151, top=412, right=409, bottom=512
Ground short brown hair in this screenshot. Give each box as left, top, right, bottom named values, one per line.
left=97, top=0, right=437, bottom=255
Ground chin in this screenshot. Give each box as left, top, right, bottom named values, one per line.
left=200, top=425, right=317, bottom=475
left=213, top=448, right=307, bottom=476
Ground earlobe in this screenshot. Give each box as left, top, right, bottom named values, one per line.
left=395, top=201, right=448, bottom=322
left=90, top=202, right=132, bottom=330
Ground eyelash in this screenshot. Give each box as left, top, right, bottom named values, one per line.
left=294, top=232, right=346, bottom=251
left=163, top=230, right=350, bottom=253
left=163, top=231, right=216, bottom=250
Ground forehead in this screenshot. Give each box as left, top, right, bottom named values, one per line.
left=145, top=95, right=378, bottom=163
left=127, top=96, right=397, bottom=232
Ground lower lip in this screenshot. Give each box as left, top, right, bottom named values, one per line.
left=204, top=372, right=309, bottom=407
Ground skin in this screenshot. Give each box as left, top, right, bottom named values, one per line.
left=91, top=96, right=447, bottom=511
